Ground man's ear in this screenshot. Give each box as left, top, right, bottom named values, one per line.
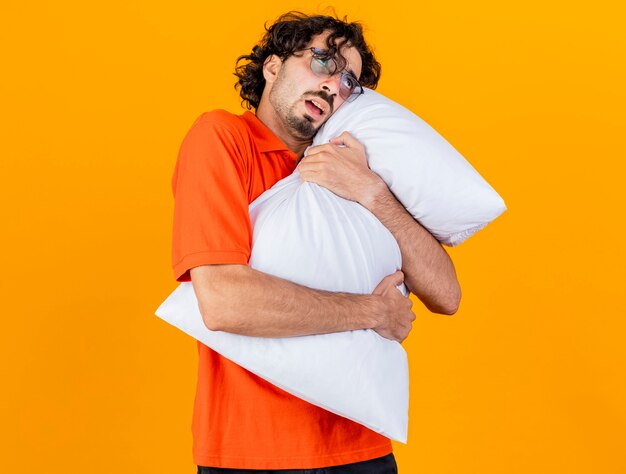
left=263, top=54, right=282, bottom=84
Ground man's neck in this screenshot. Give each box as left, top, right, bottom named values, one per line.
left=255, top=102, right=311, bottom=160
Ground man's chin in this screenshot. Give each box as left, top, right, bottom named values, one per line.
left=304, top=113, right=330, bottom=133
left=287, top=115, right=318, bottom=140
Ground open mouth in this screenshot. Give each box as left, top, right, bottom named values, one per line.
left=304, top=98, right=327, bottom=119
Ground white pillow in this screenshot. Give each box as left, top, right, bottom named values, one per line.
left=156, top=90, right=507, bottom=444
left=157, top=171, right=410, bottom=442
left=311, top=88, right=507, bottom=245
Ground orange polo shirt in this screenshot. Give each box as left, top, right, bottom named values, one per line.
left=171, top=109, right=393, bottom=469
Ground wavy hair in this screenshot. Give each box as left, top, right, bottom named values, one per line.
left=234, top=11, right=381, bottom=110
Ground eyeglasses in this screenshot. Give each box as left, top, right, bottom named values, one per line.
left=304, top=47, right=364, bottom=103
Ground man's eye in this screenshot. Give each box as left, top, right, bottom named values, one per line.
left=314, top=57, right=331, bottom=69
left=341, top=75, right=356, bottom=90
left=313, top=56, right=337, bottom=75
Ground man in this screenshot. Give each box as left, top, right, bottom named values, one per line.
left=171, top=11, right=461, bottom=474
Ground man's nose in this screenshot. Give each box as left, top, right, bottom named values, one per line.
left=320, top=74, right=342, bottom=98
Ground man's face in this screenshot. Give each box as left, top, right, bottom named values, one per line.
left=267, top=33, right=363, bottom=140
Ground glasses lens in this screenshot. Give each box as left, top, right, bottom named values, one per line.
left=309, top=49, right=363, bottom=102
left=339, top=73, right=363, bottom=102
left=311, top=57, right=330, bottom=76
left=310, top=49, right=338, bottom=75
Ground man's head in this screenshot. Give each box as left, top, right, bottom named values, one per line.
left=235, top=12, right=381, bottom=139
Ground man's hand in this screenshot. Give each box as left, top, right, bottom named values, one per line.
left=297, top=131, right=384, bottom=204
left=298, top=130, right=461, bottom=315
left=371, top=271, right=416, bottom=343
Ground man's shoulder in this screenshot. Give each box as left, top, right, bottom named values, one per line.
left=179, top=110, right=261, bottom=166
left=191, top=109, right=248, bottom=136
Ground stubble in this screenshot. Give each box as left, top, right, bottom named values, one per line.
left=268, top=67, right=318, bottom=140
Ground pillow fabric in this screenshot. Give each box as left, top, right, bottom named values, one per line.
left=156, top=89, right=507, bottom=444
left=156, top=171, right=410, bottom=442
left=310, top=88, right=507, bottom=245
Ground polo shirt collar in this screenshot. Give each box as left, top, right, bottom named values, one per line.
left=241, top=111, right=294, bottom=153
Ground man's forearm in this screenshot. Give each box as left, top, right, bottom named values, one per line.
left=296, top=135, right=461, bottom=315
left=360, top=179, right=461, bottom=314
left=190, top=264, right=382, bottom=337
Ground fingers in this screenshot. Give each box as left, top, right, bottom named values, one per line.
left=306, top=143, right=334, bottom=156
left=407, top=301, right=416, bottom=322
left=329, top=131, right=361, bottom=148
left=298, top=152, right=332, bottom=182
left=297, top=154, right=329, bottom=182
left=372, top=271, right=404, bottom=295
left=388, top=270, right=404, bottom=287
left=298, top=168, right=320, bottom=183
left=297, top=155, right=323, bottom=168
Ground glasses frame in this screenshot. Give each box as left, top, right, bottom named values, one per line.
left=301, top=47, right=364, bottom=103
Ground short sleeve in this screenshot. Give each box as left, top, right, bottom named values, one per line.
left=171, top=113, right=252, bottom=282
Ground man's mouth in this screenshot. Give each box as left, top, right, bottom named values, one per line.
left=304, top=98, right=328, bottom=119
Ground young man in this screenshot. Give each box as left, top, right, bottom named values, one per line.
left=171, top=12, right=461, bottom=474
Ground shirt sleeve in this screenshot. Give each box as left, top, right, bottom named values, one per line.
left=171, top=113, right=252, bottom=282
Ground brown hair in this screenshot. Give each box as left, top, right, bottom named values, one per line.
left=234, top=11, right=381, bottom=110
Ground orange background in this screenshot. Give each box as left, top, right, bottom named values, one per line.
left=1, top=1, right=625, bottom=473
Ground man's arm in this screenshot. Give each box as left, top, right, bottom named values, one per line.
left=299, top=132, right=461, bottom=315
left=359, top=180, right=461, bottom=314
left=172, top=114, right=417, bottom=342
left=190, top=264, right=415, bottom=341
